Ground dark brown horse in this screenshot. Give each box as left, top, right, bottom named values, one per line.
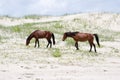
left=62, top=32, right=100, bottom=52
left=26, top=30, right=55, bottom=48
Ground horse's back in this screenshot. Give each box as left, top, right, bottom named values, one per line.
left=32, top=30, right=46, bottom=38
left=75, top=32, right=93, bottom=41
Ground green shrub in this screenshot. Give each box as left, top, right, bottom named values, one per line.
left=66, top=38, right=74, bottom=45
left=52, top=49, right=61, bottom=57
left=10, top=26, right=21, bottom=32
left=54, top=22, right=63, bottom=28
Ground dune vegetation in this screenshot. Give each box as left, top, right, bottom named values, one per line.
left=0, top=13, right=120, bottom=80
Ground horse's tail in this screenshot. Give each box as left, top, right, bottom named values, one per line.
left=93, top=34, right=100, bottom=47
left=51, top=33, right=55, bottom=45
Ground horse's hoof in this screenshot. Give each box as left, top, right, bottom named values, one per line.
left=89, top=50, right=92, bottom=52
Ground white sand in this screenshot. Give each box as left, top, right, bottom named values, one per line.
left=0, top=58, right=120, bottom=80
left=0, top=13, right=120, bottom=80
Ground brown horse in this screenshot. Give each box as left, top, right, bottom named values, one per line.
left=26, top=30, right=55, bottom=48
left=62, top=32, right=100, bottom=52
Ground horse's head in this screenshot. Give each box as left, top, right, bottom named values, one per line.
left=26, top=39, right=30, bottom=46
left=62, top=32, right=69, bottom=41
left=62, top=31, right=79, bottom=41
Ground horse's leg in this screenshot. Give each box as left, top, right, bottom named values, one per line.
left=37, top=39, right=39, bottom=48
left=89, top=44, right=92, bottom=52
left=46, top=39, right=49, bottom=48
left=89, top=41, right=92, bottom=52
left=47, top=39, right=52, bottom=48
left=92, top=43, right=96, bottom=52
left=49, top=39, right=52, bottom=48
left=75, top=42, right=79, bottom=50
left=50, top=40, right=52, bottom=48
left=35, top=39, right=37, bottom=48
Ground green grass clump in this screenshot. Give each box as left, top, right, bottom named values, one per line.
left=10, top=26, right=21, bottom=32
left=54, top=22, right=63, bottom=28
left=66, top=38, right=74, bottom=45
left=52, top=49, right=61, bottom=57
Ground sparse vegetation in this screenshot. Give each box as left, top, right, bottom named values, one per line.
left=66, top=38, right=74, bottom=45
left=23, top=15, right=43, bottom=19
left=54, top=22, right=63, bottom=29
left=0, top=13, right=120, bottom=65
left=0, top=13, right=120, bottom=80
left=10, top=26, right=21, bottom=32
left=52, top=49, right=61, bottom=57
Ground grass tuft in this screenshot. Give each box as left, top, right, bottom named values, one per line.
left=52, top=49, right=61, bottom=57
left=10, top=26, right=21, bottom=32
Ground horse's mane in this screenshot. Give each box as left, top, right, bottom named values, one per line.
left=65, top=31, right=79, bottom=37
left=71, top=32, right=79, bottom=36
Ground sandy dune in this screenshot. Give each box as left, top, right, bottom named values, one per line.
left=0, top=13, right=120, bottom=80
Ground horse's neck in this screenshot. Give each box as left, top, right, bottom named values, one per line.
left=68, top=32, right=79, bottom=37
left=67, top=33, right=74, bottom=37
left=67, top=35, right=72, bottom=37
left=27, top=34, right=34, bottom=41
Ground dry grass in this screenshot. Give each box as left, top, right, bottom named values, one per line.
left=0, top=13, right=120, bottom=80
left=0, top=13, right=120, bottom=64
